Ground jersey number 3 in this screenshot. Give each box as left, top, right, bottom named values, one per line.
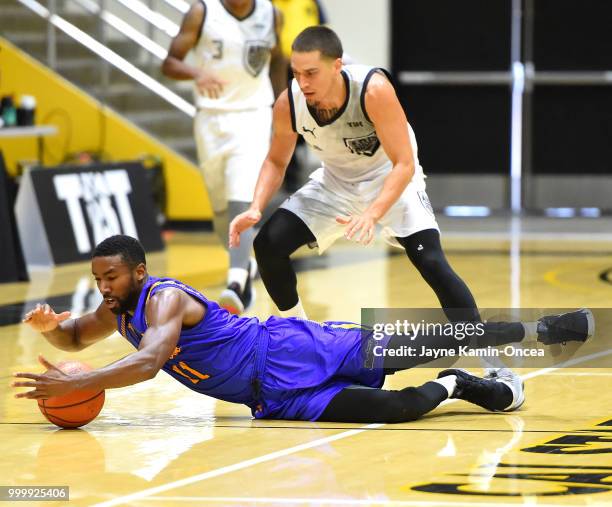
left=212, top=40, right=223, bottom=59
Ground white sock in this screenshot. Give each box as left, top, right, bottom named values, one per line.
left=433, top=375, right=457, bottom=398
left=522, top=321, right=538, bottom=341
left=227, top=268, right=249, bottom=291
left=280, top=299, right=308, bottom=319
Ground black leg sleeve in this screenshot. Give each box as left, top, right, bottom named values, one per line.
left=383, top=321, right=526, bottom=373
left=253, top=208, right=316, bottom=311
left=318, top=382, right=448, bottom=423
left=397, top=229, right=480, bottom=322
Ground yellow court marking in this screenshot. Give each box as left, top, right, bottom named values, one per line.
left=543, top=269, right=595, bottom=294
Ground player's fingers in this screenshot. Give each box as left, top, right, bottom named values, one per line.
left=56, top=311, right=71, bottom=322
left=365, top=226, right=375, bottom=245
left=13, top=371, right=40, bottom=380
left=229, top=230, right=241, bottom=248
left=345, top=219, right=361, bottom=239
left=14, top=391, right=34, bottom=399
left=357, top=224, right=369, bottom=243
left=14, top=372, right=41, bottom=380
left=361, top=226, right=373, bottom=245
left=335, top=215, right=350, bottom=225
left=38, top=355, right=60, bottom=372
left=11, top=381, right=38, bottom=388
left=15, top=390, right=46, bottom=399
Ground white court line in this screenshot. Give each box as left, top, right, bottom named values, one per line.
left=546, top=372, right=612, bottom=376
left=91, top=348, right=612, bottom=507
left=144, top=497, right=593, bottom=507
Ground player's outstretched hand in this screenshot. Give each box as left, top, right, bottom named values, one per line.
left=229, top=208, right=262, bottom=248
left=195, top=70, right=229, bottom=99
left=12, top=355, right=74, bottom=399
left=336, top=213, right=377, bottom=245
left=23, top=304, right=71, bottom=333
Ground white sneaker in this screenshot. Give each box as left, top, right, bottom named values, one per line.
left=490, top=368, right=525, bottom=411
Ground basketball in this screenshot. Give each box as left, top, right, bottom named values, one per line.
left=37, top=361, right=105, bottom=429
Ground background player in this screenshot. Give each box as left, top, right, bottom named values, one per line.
left=13, top=236, right=593, bottom=423
left=272, top=0, right=327, bottom=192
left=162, top=0, right=286, bottom=315
left=228, top=26, right=479, bottom=325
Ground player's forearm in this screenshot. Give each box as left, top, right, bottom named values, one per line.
left=75, top=352, right=159, bottom=391
left=251, top=159, right=286, bottom=211
left=161, top=57, right=199, bottom=80
left=367, top=162, right=414, bottom=220
left=269, top=54, right=288, bottom=98
left=42, top=321, right=81, bottom=352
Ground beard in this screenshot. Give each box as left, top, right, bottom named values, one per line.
left=110, top=277, right=141, bottom=315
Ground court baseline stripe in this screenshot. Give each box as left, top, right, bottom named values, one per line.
left=1, top=421, right=605, bottom=434
left=143, top=497, right=590, bottom=507
left=90, top=347, right=612, bottom=507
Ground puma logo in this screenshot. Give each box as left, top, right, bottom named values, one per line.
left=302, top=126, right=316, bottom=138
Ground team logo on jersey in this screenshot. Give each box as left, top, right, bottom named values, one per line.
left=343, top=132, right=380, bottom=157
left=302, top=126, right=316, bottom=138
left=243, top=40, right=271, bottom=77
left=418, top=191, right=434, bottom=216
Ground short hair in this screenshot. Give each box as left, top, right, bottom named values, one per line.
left=92, top=235, right=146, bottom=268
left=291, top=26, right=343, bottom=60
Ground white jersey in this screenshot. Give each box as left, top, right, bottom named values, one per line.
left=193, top=0, right=276, bottom=111
left=288, top=64, right=425, bottom=186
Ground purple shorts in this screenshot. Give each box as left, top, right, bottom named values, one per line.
left=254, top=317, right=388, bottom=421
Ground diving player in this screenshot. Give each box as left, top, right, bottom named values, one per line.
left=14, top=235, right=594, bottom=423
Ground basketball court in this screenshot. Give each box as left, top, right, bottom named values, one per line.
left=2, top=216, right=611, bottom=506
left=1, top=0, right=611, bottom=504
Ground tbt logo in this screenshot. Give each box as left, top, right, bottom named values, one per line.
left=53, top=170, right=138, bottom=253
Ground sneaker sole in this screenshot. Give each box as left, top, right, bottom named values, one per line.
left=218, top=289, right=244, bottom=315
left=582, top=308, right=595, bottom=341
left=500, top=381, right=525, bottom=411
left=494, top=369, right=525, bottom=412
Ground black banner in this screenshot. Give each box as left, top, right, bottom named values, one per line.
left=21, top=162, right=163, bottom=265
left=0, top=151, right=28, bottom=282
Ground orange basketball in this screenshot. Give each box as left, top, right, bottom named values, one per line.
left=37, top=361, right=105, bottom=429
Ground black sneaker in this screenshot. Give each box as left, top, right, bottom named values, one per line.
left=218, top=261, right=256, bottom=315
left=537, top=308, right=594, bottom=345
left=438, top=368, right=524, bottom=412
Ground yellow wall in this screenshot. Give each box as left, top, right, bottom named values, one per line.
left=0, top=37, right=212, bottom=221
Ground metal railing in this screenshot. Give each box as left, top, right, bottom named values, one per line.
left=16, top=0, right=195, bottom=117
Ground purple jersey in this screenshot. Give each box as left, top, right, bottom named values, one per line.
left=116, top=276, right=386, bottom=421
